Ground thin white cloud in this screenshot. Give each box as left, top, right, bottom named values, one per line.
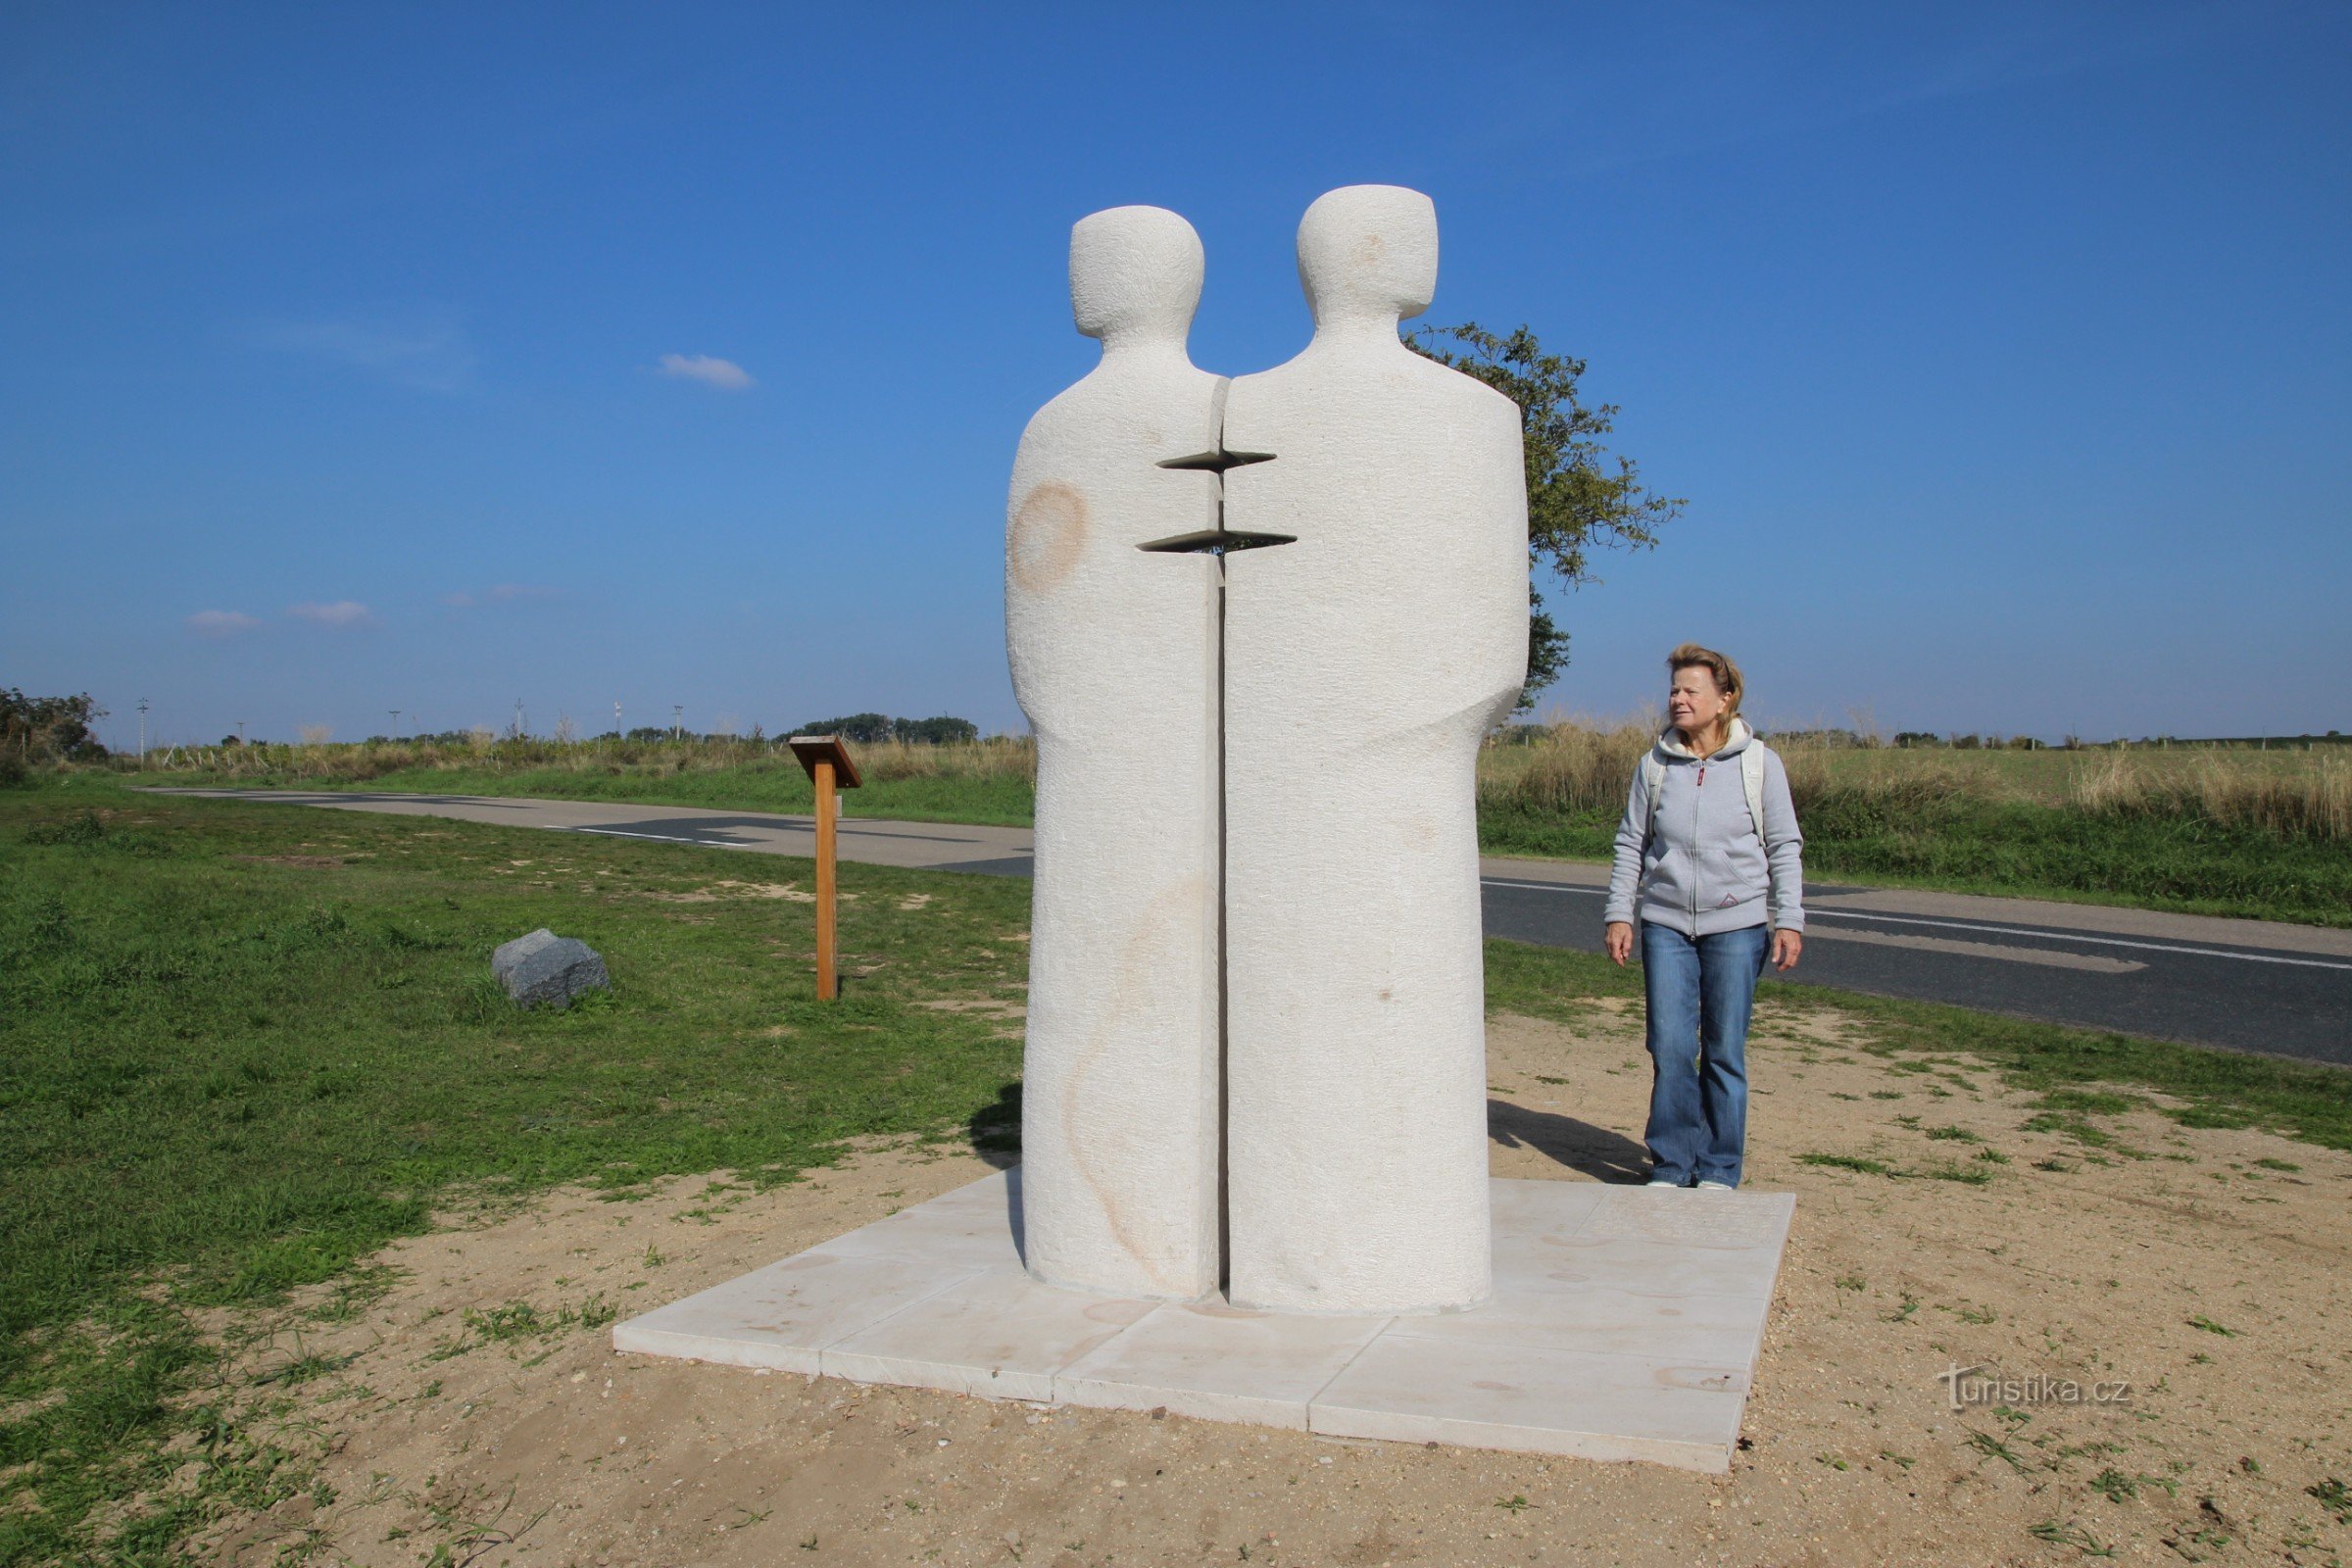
left=658, top=353, right=755, bottom=391
left=186, top=610, right=261, bottom=637
left=487, top=582, right=559, bottom=601
left=440, top=591, right=475, bottom=609
left=289, top=600, right=376, bottom=628
left=247, top=310, right=477, bottom=393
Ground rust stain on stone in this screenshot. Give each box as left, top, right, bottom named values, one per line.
left=1009, top=480, right=1090, bottom=594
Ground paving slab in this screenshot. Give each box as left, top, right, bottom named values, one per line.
left=612, top=1169, right=1794, bottom=1472
left=1056, top=1298, right=1392, bottom=1429
left=823, top=1265, right=1153, bottom=1402
left=610, top=1250, right=982, bottom=1374
left=1308, top=1334, right=1748, bottom=1466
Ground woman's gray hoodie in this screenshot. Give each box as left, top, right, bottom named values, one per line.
left=1602, top=718, right=1805, bottom=938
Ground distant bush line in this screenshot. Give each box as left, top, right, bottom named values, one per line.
left=33, top=714, right=2352, bottom=925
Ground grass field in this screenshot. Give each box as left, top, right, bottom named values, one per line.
left=0, top=780, right=1031, bottom=1566
left=106, top=723, right=2352, bottom=925
left=5, top=775, right=2350, bottom=1561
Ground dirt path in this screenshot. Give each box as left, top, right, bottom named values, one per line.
left=192, top=1002, right=2352, bottom=1567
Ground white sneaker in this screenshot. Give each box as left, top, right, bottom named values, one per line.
left=1695, top=1180, right=1735, bottom=1191
left=1644, top=1179, right=1682, bottom=1188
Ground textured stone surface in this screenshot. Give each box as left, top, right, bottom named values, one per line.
left=613, top=1172, right=1795, bottom=1472
left=1001, top=187, right=1528, bottom=1314
left=490, top=928, right=610, bottom=1009
left=1219, top=186, right=1529, bottom=1312
left=1004, top=206, right=1226, bottom=1301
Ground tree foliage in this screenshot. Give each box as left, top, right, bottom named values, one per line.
left=891, top=714, right=980, bottom=745
left=0, top=689, right=109, bottom=763
left=1406, top=322, right=1684, bottom=710
left=793, top=712, right=895, bottom=745
left=789, top=713, right=978, bottom=746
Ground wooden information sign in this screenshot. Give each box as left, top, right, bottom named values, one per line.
left=785, top=735, right=862, bottom=1000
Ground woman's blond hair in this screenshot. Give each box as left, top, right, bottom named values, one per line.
left=1666, top=643, right=1745, bottom=718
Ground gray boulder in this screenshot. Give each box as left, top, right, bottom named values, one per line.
left=492, top=928, right=611, bottom=1010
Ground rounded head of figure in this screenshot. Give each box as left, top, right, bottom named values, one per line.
left=1069, top=206, right=1203, bottom=348
left=1296, top=184, right=1438, bottom=331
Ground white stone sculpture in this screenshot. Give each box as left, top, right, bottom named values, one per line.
left=1006, top=186, right=1527, bottom=1315
left=1004, top=206, right=1227, bottom=1301
left=1220, top=186, right=1528, bottom=1313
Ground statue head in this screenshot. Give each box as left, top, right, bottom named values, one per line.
left=1296, top=184, right=1437, bottom=331
left=1070, top=206, right=1204, bottom=347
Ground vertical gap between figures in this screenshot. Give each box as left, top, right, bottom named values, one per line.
left=1215, top=539, right=1230, bottom=1296
left=1212, top=381, right=1234, bottom=1298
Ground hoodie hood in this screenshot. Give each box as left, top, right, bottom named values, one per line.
left=1656, top=715, right=1753, bottom=763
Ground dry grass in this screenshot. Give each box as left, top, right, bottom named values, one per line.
left=2064, top=746, right=2351, bottom=840
left=1483, top=719, right=2352, bottom=843
left=52, top=721, right=2352, bottom=923
left=77, top=724, right=2352, bottom=846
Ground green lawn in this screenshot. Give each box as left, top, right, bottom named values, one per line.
left=0, top=780, right=1029, bottom=1565
left=4, top=777, right=2346, bottom=1564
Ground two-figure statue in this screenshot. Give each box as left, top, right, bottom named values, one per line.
left=1005, top=186, right=1529, bottom=1315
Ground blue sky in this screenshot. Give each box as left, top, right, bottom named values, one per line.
left=4, top=1, right=2346, bottom=748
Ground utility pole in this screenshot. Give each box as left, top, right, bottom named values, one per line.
left=613, top=699, right=621, bottom=737
left=389, top=710, right=400, bottom=738
left=237, top=721, right=247, bottom=746
left=672, top=705, right=683, bottom=742
left=137, top=698, right=149, bottom=765
left=514, top=698, right=525, bottom=739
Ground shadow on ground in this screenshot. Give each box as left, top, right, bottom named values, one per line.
left=1487, top=1098, right=1650, bottom=1184
left=966, top=1081, right=1021, bottom=1170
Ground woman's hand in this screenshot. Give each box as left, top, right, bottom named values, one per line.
left=1771, top=929, right=1803, bottom=971
left=1605, top=921, right=1635, bottom=966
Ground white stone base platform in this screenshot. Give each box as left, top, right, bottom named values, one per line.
left=612, top=1169, right=1794, bottom=1473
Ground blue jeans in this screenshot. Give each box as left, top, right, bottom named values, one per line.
left=1640, top=921, right=1769, bottom=1188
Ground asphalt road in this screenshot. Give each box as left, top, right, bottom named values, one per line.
left=151, top=788, right=2352, bottom=1067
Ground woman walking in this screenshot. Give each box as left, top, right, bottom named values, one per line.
left=1603, top=645, right=1804, bottom=1190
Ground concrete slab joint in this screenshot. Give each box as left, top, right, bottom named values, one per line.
left=614, top=1171, right=1795, bottom=1472
left=616, top=186, right=1797, bottom=1465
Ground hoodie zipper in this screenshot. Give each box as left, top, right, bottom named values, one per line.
left=1690, top=764, right=1706, bottom=928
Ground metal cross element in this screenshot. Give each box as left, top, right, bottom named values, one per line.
left=1138, top=388, right=1294, bottom=557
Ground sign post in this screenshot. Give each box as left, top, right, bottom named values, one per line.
left=786, top=735, right=862, bottom=1000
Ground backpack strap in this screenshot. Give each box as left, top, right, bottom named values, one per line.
left=1741, top=745, right=1767, bottom=841
left=1640, top=753, right=1667, bottom=846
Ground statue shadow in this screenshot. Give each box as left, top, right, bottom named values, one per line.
left=964, top=1083, right=1026, bottom=1263
left=965, top=1081, right=1021, bottom=1171
left=1488, top=1099, right=1651, bottom=1185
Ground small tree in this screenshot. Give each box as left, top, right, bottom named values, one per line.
left=894, top=715, right=980, bottom=745
left=1407, top=323, right=1684, bottom=710
left=795, top=712, right=894, bottom=745
left=1, top=689, right=110, bottom=760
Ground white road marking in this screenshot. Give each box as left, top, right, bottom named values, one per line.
left=564, top=826, right=758, bottom=850
left=1476, top=878, right=2352, bottom=972
left=1801, top=908, right=2352, bottom=972
left=1802, top=924, right=2143, bottom=974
